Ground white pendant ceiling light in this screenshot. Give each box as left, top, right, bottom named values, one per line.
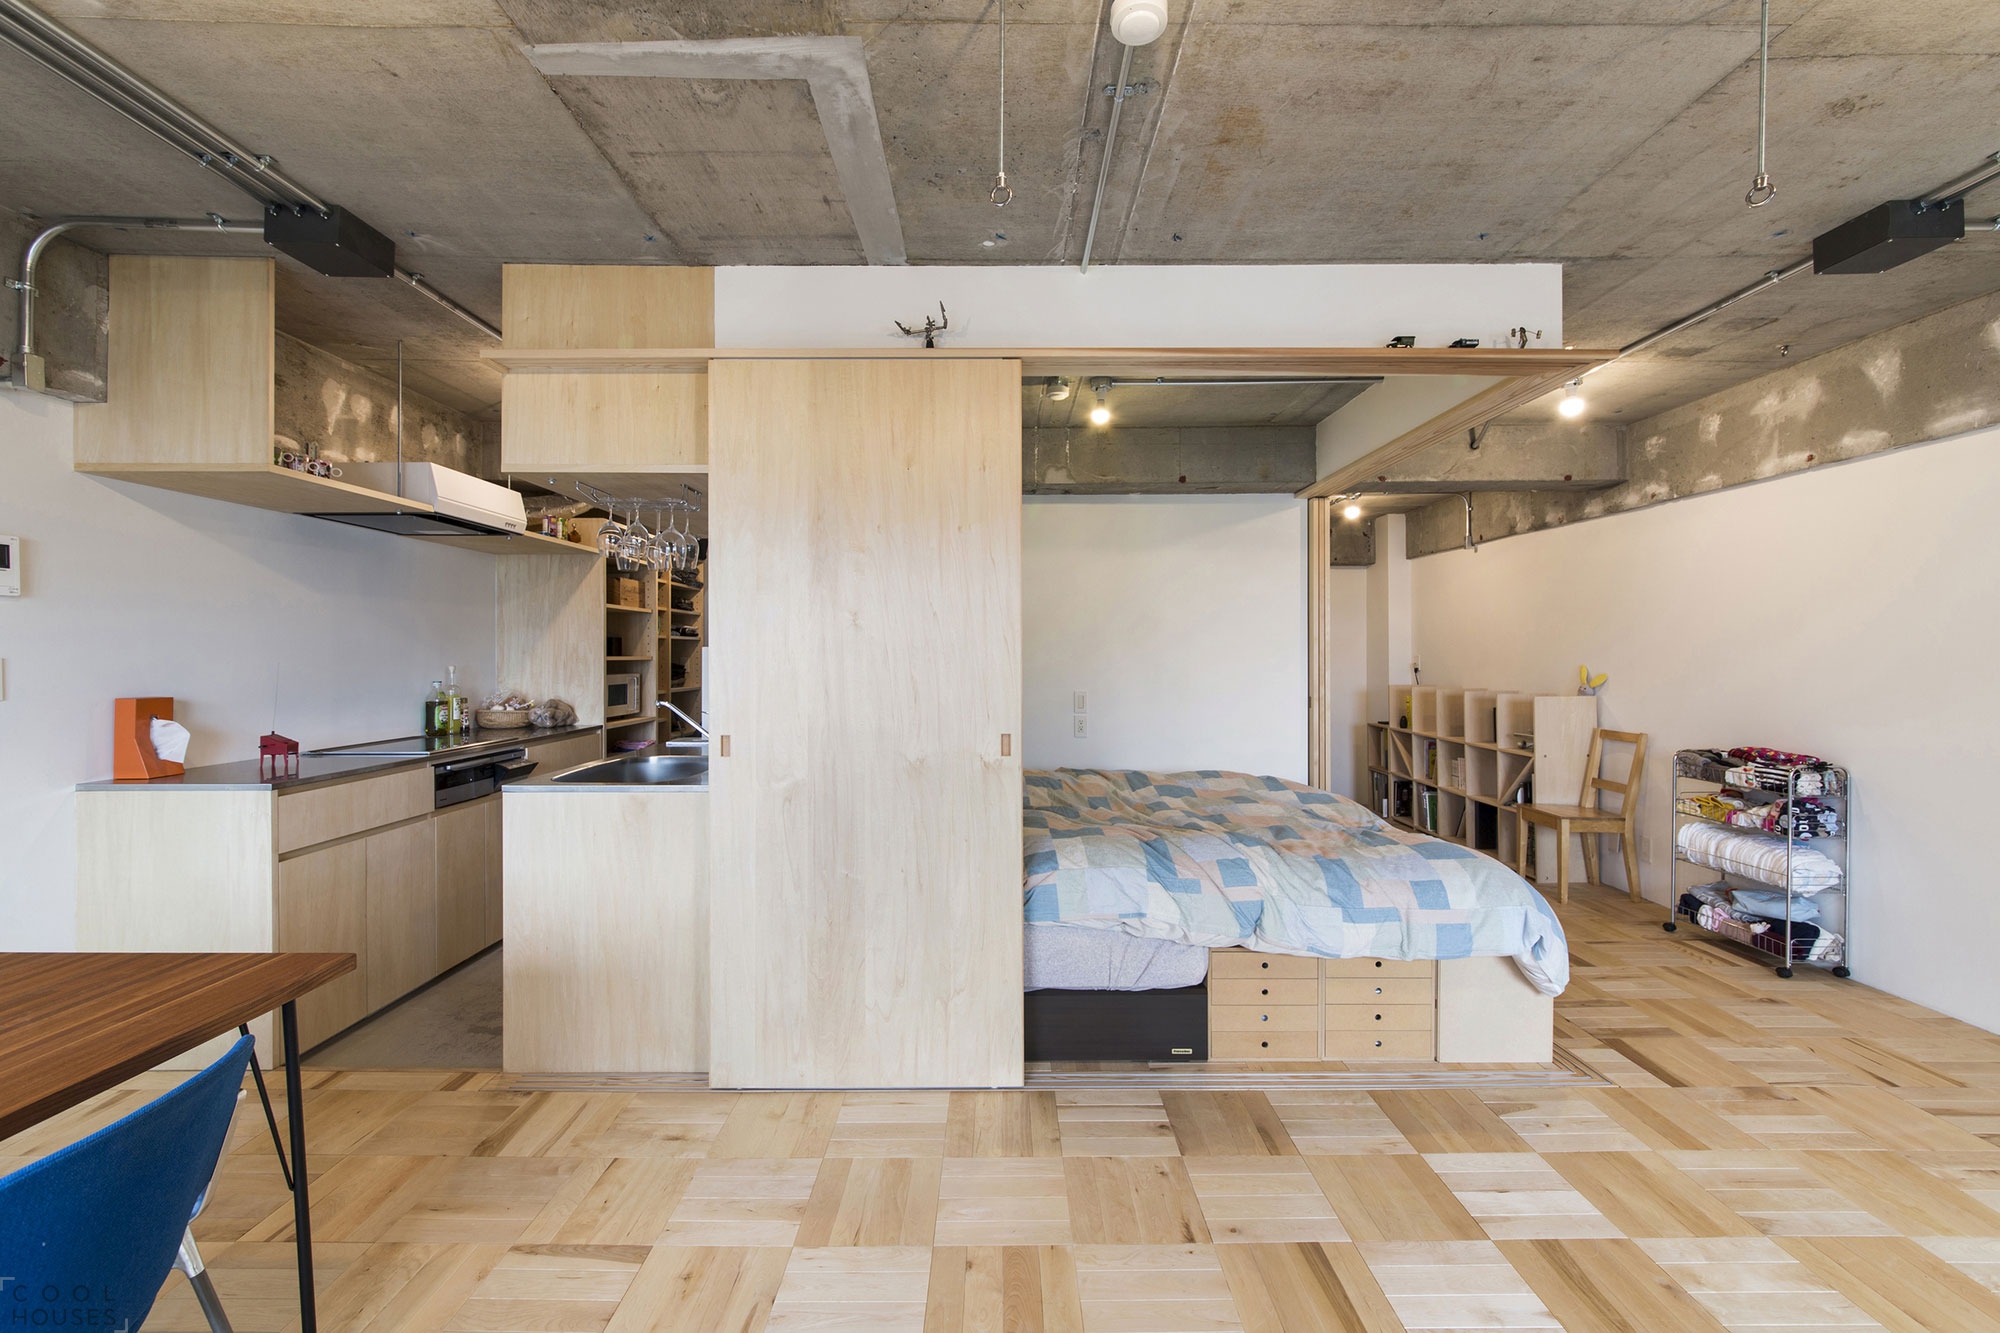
left=1557, top=380, right=1587, bottom=418
left=1108, top=0, right=1169, bottom=46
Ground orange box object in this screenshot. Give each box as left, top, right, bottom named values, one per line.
left=114, top=697, right=184, bottom=780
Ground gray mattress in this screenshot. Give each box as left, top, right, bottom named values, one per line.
left=1024, top=923, right=1211, bottom=992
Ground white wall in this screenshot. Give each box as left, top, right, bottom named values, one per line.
left=1316, top=376, right=1503, bottom=478
left=0, top=392, right=499, bottom=949
left=717, top=264, right=1561, bottom=351
left=1022, top=495, right=1355, bottom=786
left=1408, top=426, right=2000, bottom=1032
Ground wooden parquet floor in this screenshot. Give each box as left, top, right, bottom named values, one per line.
left=11, top=885, right=2000, bottom=1331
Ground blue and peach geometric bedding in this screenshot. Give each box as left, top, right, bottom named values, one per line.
left=1022, top=768, right=1569, bottom=996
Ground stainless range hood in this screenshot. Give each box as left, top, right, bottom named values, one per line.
left=306, top=462, right=528, bottom=538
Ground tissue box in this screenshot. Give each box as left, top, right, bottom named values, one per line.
left=114, top=697, right=185, bottom=780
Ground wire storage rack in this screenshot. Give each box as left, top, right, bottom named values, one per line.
left=1661, top=748, right=1850, bottom=979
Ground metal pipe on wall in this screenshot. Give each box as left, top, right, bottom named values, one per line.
left=9, top=214, right=260, bottom=389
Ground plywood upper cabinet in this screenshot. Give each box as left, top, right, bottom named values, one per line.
left=76, top=256, right=274, bottom=470
left=499, top=264, right=712, bottom=475
left=707, top=358, right=1024, bottom=1089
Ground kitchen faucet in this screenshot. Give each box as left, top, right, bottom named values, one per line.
left=658, top=697, right=710, bottom=750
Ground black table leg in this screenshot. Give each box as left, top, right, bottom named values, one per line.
left=280, top=1002, right=317, bottom=1333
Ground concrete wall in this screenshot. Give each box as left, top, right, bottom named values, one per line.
left=1407, top=424, right=2000, bottom=1033
left=1410, top=287, right=2000, bottom=556
left=0, top=392, right=499, bottom=950
left=716, top=264, right=1562, bottom=349
left=274, top=333, right=495, bottom=478
left=1022, top=495, right=1361, bottom=787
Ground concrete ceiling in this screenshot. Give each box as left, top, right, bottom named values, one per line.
left=3, top=0, right=1998, bottom=431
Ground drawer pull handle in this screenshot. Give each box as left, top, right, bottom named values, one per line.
left=1374, top=986, right=1383, bottom=995
left=1260, top=1040, right=1269, bottom=1048
left=1260, top=961, right=1270, bottom=969
left=1375, top=960, right=1384, bottom=968
left=1260, top=988, right=1269, bottom=996
left=1374, top=1039, right=1383, bottom=1048
left=1374, top=1013, right=1382, bottom=1021
left=1260, top=1014, right=1269, bottom=1022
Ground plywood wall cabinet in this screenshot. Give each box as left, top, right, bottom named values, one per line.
left=499, top=264, right=713, bottom=476
left=504, top=791, right=709, bottom=1073
left=707, top=358, right=1024, bottom=1089
left=71, top=255, right=582, bottom=553
left=276, top=839, right=370, bottom=1050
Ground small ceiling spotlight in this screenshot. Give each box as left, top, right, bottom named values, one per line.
left=1045, top=377, right=1073, bottom=401
left=1088, top=377, right=1113, bottom=425
left=1342, top=502, right=1363, bottom=521
left=1557, top=380, right=1587, bottom=419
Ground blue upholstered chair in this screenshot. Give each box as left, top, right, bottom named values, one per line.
left=0, top=1034, right=254, bottom=1332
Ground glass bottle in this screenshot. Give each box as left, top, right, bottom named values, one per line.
left=444, top=666, right=465, bottom=735
left=424, top=680, right=447, bottom=737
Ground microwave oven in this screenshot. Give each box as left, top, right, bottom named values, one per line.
left=606, top=672, right=642, bottom=718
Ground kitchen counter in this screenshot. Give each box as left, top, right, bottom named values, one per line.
left=77, top=725, right=602, bottom=793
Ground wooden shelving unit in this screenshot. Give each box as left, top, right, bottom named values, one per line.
left=604, top=574, right=658, bottom=743
left=1364, top=686, right=1596, bottom=872
left=659, top=560, right=706, bottom=740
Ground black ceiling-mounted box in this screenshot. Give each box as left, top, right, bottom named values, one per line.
left=1812, top=198, right=1963, bottom=275
left=263, top=205, right=396, bottom=278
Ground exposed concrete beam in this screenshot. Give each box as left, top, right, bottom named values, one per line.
left=1404, top=287, right=2000, bottom=556
left=1024, top=425, right=1313, bottom=494
left=1298, top=363, right=1602, bottom=499
left=527, top=37, right=907, bottom=266
left=1355, top=421, right=1624, bottom=493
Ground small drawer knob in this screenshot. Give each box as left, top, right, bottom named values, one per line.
left=1260, top=988, right=1269, bottom=996
left=1260, top=1013, right=1270, bottom=1022
left=1260, top=1040, right=1269, bottom=1048
left=1374, top=960, right=1384, bottom=969
left=1374, top=986, right=1383, bottom=995
left=1260, top=960, right=1270, bottom=969
left=1374, top=1039, right=1383, bottom=1048
left=1374, top=1013, right=1382, bottom=1021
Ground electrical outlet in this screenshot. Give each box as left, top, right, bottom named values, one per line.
left=1073, top=715, right=1088, bottom=738
left=1073, top=691, right=1087, bottom=713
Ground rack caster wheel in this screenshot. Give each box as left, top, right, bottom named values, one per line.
left=1775, top=966, right=1794, bottom=979
left=1832, top=966, right=1850, bottom=978
left=1662, top=921, right=1677, bottom=933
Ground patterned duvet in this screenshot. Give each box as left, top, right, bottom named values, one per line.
left=1022, top=769, right=1569, bottom=996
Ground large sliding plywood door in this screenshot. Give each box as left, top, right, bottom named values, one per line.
left=708, top=359, right=1023, bottom=1089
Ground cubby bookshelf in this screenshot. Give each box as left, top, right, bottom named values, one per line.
left=1365, top=686, right=1597, bottom=869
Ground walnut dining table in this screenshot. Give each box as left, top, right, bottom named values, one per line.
left=0, top=952, right=357, bottom=1333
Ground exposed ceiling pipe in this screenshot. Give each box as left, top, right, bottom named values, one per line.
left=1078, top=42, right=1134, bottom=274
left=1097, top=376, right=1376, bottom=388
left=1919, top=151, right=2000, bottom=211
left=394, top=270, right=502, bottom=342
left=0, top=0, right=327, bottom=214
left=7, top=214, right=260, bottom=390
left=0, top=0, right=501, bottom=357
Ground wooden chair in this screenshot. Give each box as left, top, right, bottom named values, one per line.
left=1515, top=728, right=1647, bottom=904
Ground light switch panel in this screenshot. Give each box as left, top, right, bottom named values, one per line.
left=1073, top=691, right=1087, bottom=713
left=0, top=535, right=17, bottom=597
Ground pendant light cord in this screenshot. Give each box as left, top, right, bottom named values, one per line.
left=1746, top=0, right=1776, bottom=206
left=990, top=0, right=1011, bottom=205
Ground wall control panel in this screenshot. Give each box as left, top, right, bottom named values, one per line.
left=0, top=535, right=17, bottom=597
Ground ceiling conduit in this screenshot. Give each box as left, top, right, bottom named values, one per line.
left=0, top=0, right=499, bottom=391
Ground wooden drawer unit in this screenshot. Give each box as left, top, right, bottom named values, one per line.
left=1210, top=1004, right=1320, bottom=1033
left=1323, top=958, right=1435, bottom=980
left=1212, top=977, right=1319, bottom=1007
left=1324, top=977, right=1436, bottom=1006
left=277, top=768, right=430, bottom=854
left=524, top=731, right=603, bottom=776
left=1213, top=1030, right=1319, bottom=1060
left=1325, top=1003, right=1434, bottom=1032
left=1210, top=948, right=1318, bottom=980
left=1326, top=1029, right=1436, bottom=1060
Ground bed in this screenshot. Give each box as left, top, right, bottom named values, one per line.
left=1022, top=768, right=1567, bottom=1063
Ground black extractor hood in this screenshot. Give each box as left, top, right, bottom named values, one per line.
left=305, top=509, right=506, bottom=537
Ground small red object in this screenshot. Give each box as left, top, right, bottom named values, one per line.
left=259, top=732, right=300, bottom=779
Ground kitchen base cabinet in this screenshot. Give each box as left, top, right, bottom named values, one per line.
left=436, top=794, right=502, bottom=969
left=364, top=818, right=439, bottom=1012
left=276, top=840, right=369, bottom=1050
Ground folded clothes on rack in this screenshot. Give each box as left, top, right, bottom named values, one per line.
left=1730, top=887, right=1821, bottom=923
left=1676, top=821, right=1844, bottom=891
left=1675, top=790, right=1841, bottom=839
left=1676, top=747, right=1845, bottom=797
left=1678, top=892, right=1844, bottom=964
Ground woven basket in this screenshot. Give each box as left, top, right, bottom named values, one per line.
left=475, top=708, right=532, bottom=730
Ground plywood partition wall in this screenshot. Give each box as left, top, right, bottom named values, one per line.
left=707, top=358, right=1024, bottom=1089
left=497, top=552, right=606, bottom=726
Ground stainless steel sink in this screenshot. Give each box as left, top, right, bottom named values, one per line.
left=551, top=754, right=709, bottom=786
